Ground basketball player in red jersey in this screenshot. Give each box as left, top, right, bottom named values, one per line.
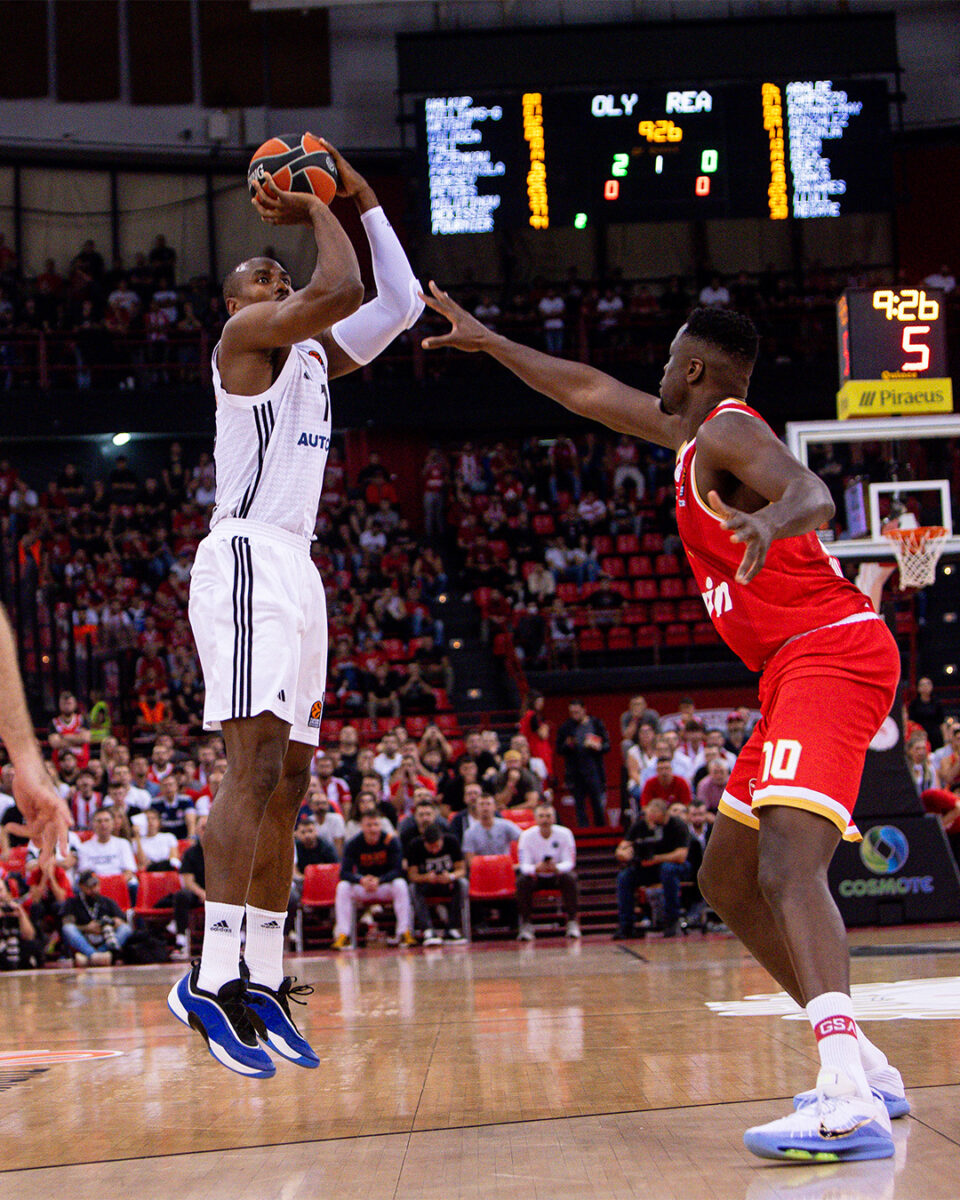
left=420, top=287, right=902, bottom=1162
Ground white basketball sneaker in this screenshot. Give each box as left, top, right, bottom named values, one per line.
left=744, top=1069, right=894, bottom=1162
left=794, top=1063, right=910, bottom=1119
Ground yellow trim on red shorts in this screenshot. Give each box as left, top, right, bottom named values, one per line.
left=752, top=794, right=862, bottom=842
left=717, top=797, right=760, bottom=831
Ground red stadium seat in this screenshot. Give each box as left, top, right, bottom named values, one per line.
left=678, top=599, right=705, bottom=623
left=134, top=871, right=182, bottom=919
left=634, top=626, right=662, bottom=650
left=98, top=874, right=131, bottom=910
left=502, top=808, right=536, bottom=829
left=489, top=539, right=510, bottom=561
left=692, top=622, right=721, bottom=645
left=509, top=840, right=520, bottom=864
left=468, top=855, right=518, bottom=901
left=622, top=604, right=648, bottom=625
left=532, top=514, right=555, bottom=536
left=607, top=626, right=633, bottom=651
left=592, top=534, right=613, bottom=556
left=302, top=862, right=340, bottom=907
left=177, top=838, right=193, bottom=860
left=600, top=556, right=625, bottom=578
left=655, top=553, right=681, bottom=576
left=633, top=579, right=657, bottom=601
left=433, top=688, right=451, bottom=711
left=627, top=555, right=653, bottom=577
left=557, top=583, right=579, bottom=604
left=651, top=601, right=676, bottom=624
left=659, top=577, right=684, bottom=599
left=616, top=533, right=640, bottom=555
left=611, top=580, right=632, bottom=599
left=435, top=713, right=460, bottom=735
left=296, top=862, right=341, bottom=951
left=380, top=638, right=406, bottom=662
left=405, top=715, right=429, bottom=738
left=685, top=577, right=701, bottom=597
left=579, top=628, right=605, bottom=653
left=665, top=623, right=692, bottom=647
left=641, top=532, right=664, bottom=553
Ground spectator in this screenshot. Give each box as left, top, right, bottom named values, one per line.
left=640, top=756, right=693, bottom=810
left=332, top=811, right=414, bottom=949
left=0, top=875, right=43, bottom=969
left=76, top=808, right=137, bottom=897
left=315, top=753, right=351, bottom=812
left=304, top=779, right=346, bottom=857
left=288, top=817, right=338, bottom=934
left=908, top=677, right=945, bottom=752
left=398, top=793, right=449, bottom=854
left=923, top=264, right=955, bottom=294
left=936, top=727, right=960, bottom=791
left=389, top=748, right=437, bottom=817
left=695, top=756, right=730, bottom=813
left=61, top=870, right=133, bottom=966
left=367, top=663, right=402, bottom=725
left=397, top=661, right=438, bottom=716
left=724, top=712, right=749, bottom=755
left=698, top=274, right=730, bottom=308
left=48, top=690, right=91, bottom=771
left=448, top=781, right=483, bottom=844
left=614, top=797, right=690, bottom=939
left=519, top=691, right=553, bottom=779
left=135, top=806, right=181, bottom=871
left=538, top=287, right=565, bottom=355
left=516, top=802, right=580, bottom=940
left=405, top=822, right=468, bottom=945
left=905, top=734, right=935, bottom=795
left=151, top=773, right=196, bottom=839
left=556, top=700, right=610, bottom=826
left=159, top=816, right=206, bottom=961
left=462, top=792, right=521, bottom=864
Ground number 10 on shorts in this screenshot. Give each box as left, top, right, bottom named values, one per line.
left=760, top=739, right=802, bottom=782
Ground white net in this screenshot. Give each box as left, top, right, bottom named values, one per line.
left=883, top=526, right=948, bottom=590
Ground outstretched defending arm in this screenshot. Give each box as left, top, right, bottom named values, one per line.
left=419, top=282, right=683, bottom=450
left=320, top=143, right=424, bottom=378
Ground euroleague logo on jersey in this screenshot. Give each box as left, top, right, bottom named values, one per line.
left=308, top=699, right=324, bottom=728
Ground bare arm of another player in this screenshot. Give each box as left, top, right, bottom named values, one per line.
left=420, top=282, right=683, bottom=451
left=695, top=413, right=835, bottom=584
left=224, top=174, right=364, bottom=352
left=0, top=606, right=71, bottom=863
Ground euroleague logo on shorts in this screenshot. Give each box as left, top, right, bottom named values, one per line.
left=308, top=698, right=324, bottom=729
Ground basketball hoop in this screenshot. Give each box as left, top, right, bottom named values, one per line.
left=883, top=526, right=948, bottom=590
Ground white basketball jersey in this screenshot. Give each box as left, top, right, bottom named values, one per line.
left=209, top=336, right=332, bottom=541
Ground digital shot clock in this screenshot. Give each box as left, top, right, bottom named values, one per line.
left=836, top=288, right=952, bottom=419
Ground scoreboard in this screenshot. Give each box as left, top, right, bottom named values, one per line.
left=836, top=289, right=953, bottom=419
left=417, top=79, right=891, bottom=234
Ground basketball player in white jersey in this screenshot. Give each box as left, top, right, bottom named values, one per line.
left=169, top=141, right=424, bottom=1077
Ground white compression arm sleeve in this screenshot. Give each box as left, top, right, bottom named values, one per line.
left=329, top=206, right=424, bottom=366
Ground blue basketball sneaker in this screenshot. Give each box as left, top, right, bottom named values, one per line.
left=794, top=1063, right=910, bottom=1119
left=167, top=963, right=276, bottom=1078
left=745, top=1069, right=894, bottom=1163
left=245, top=976, right=319, bottom=1068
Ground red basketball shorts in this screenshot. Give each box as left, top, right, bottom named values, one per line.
left=719, top=615, right=900, bottom=841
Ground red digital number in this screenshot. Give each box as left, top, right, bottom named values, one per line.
left=901, top=325, right=931, bottom=373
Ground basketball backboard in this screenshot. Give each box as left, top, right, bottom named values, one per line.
left=786, top=414, right=960, bottom=560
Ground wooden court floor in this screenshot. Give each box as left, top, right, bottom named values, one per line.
left=2, top=926, right=960, bottom=1199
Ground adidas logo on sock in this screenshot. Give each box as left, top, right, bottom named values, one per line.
left=209, top=920, right=233, bottom=933
left=260, top=920, right=281, bottom=929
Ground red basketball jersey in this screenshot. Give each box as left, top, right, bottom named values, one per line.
left=675, top=399, right=873, bottom=672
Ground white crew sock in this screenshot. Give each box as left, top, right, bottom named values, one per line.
left=244, top=904, right=286, bottom=992
left=855, top=1024, right=890, bottom=1074
left=196, top=901, right=244, bottom=995
left=807, top=991, right=872, bottom=1099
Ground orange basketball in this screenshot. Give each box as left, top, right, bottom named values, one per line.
left=247, top=133, right=339, bottom=205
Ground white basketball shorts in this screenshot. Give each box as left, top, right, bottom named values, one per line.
left=189, top=518, right=328, bottom=747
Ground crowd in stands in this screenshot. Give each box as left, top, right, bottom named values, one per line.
left=0, top=680, right=759, bottom=965
left=0, top=234, right=226, bottom=389
left=1, top=228, right=954, bottom=389
left=905, top=676, right=960, bottom=868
